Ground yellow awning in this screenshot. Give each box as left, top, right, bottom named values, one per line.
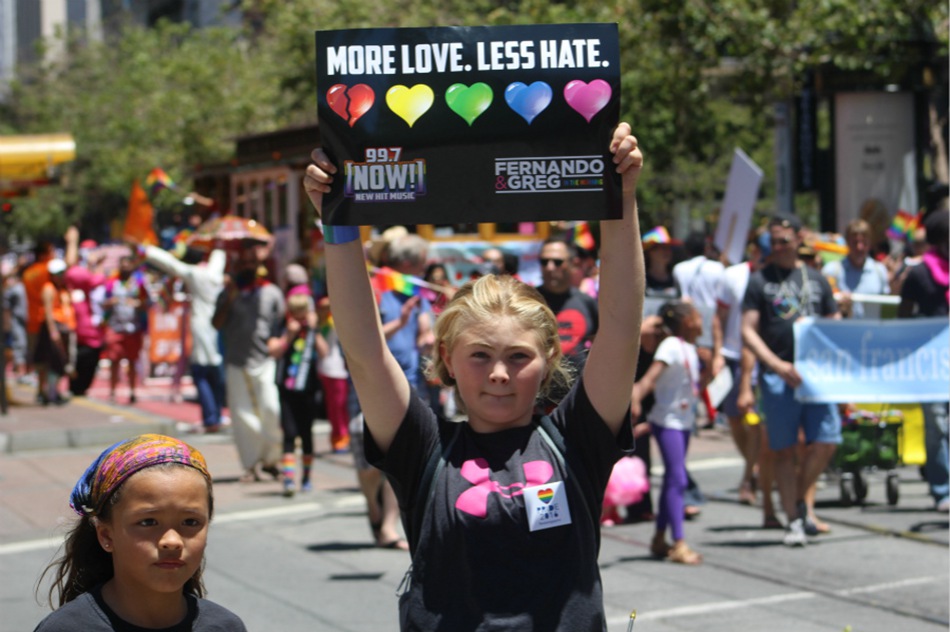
left=0, top=133, right=76, bottom=181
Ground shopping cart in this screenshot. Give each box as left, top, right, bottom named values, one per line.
left=833, top=407, right=903, bottom=507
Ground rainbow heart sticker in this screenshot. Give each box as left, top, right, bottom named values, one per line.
left=563, top=79, right=612, bottom=123
left=504, top=81, right=552, bottom=125
left=326, top=84, right=375, bottom=128
left=537, top=488, right=554, bottom=504
left=446, top=82, right=493, bottom=126
left=386, top=84, right=435, bottom=128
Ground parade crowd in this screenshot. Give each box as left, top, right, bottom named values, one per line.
left=4, top=205, right=949, bottom=556
left=1, top=151, right=945, bottom=631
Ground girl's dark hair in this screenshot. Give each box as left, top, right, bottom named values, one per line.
left=38, top=463, right=213, bottom=608
left=423, top=262, right=447, bottom=282
left=658, top=300, right=697, bottom=339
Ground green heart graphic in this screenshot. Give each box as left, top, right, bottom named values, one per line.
left=445, top=83, right=493, bottom=126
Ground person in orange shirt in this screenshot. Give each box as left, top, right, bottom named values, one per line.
left=35, top=259, right=76, bottom=405
left=22, top=241, right=54, bottom=400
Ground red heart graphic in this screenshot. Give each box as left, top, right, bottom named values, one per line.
left=326, top=84, right=375, bottom=128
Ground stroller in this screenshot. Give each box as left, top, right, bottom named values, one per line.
left=833, top=407, right=903, bottom=507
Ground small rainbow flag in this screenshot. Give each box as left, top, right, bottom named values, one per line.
left=573, top=222, right=596, bottom=251
left=886, top=209, right=922, bottom=240
left=642, top=226, right=672, bottom=245
left=320, top=314, right=335, bottom=338
left=370, top=266, right=425, bottom=298
left=145, top=167, right=177, bottom=196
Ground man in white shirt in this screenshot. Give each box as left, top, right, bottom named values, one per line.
left=144, top=245, right=227, bottom=432
left=673, top=231, right=725, bottom=307
left=715, top=230, right=770, bottom=512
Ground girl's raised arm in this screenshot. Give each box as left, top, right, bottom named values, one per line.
left=582, top=123, right=646, bottom=436
left=304, top=149, right=411, bottom=453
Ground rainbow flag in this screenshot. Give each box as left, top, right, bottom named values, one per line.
left=642, top=226, right=672, bottom=245
left=320, top=314, right=335, bottom=338
left=573, top=222, right=596, bottom=251
left=886, top=209, right=922, bottom=240
left=370, top=266, right=424, bottom=298
left=145, top=167, right=177, bottom=196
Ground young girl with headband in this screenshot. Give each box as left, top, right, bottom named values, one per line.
left=632, top=300, right=705, bottom=565
left=35, top=434, right=246, bottom=631
left=304, top=123, right=645, bottom=630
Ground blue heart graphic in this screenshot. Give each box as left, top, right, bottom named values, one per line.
left=504, top=81, right=553, bottom=125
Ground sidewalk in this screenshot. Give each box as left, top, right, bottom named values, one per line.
left=1, top=373, right=197, bottom=453
left=0, top=373, right=357, bottom=547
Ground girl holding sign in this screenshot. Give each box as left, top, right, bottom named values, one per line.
left=303, top=123, right=644, bottom=630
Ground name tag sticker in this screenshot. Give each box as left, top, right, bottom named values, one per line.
left=524, top=480, right=572, bottom=532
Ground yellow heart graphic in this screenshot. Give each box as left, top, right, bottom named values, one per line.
left=386, top=84, right=435, bottom=128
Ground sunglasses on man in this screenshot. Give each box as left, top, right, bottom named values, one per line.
left=540, top=258, right=567, bottom=267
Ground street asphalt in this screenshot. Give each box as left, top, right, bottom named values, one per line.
left=1, top=379, right=947, bottom=631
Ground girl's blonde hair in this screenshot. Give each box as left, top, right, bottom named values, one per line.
left=287, top=293, right=314, bottom=316
left=425, top=274, right=572, bottom=407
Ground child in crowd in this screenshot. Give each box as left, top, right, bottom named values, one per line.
left=632, top=301, right=705, bottom=565
left=315, top=295, right=351, bottom=453
left=268, top=290, right=321, bottom=496
left=303, top=123, right=644, bottom=629
left=35, top=434, right=246, bottom=631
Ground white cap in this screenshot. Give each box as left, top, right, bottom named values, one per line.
left=47, top=259, right=67, bottom=275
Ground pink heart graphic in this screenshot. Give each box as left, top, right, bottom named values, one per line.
left=563, top=79, right=611, bottom=123
left=326, top=84, right=375, bottom=128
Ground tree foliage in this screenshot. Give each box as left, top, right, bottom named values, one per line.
left=2, top=19, right=290, bottom=240
left=1, top=0, right=945, bottom=240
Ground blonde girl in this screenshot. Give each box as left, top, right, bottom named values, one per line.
left=303, top=123, right=644, bottom=630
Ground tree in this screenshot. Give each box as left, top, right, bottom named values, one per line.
left=1, top=19, right=292, bottom=240
left=2, top=0, right=945, bottom=240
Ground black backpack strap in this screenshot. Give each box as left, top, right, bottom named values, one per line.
left=409, top=421, right=461, bottom=550
left=536, top=415, right=595, bottom=538
left=397, top=421, right=462, bottom=598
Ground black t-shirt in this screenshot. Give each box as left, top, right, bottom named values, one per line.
left=365, top=378, right=633, bottom=631
left=33, top=585, right=247, bottom=632
left=900, top=262, right=949, bottom=317
left=742, top=264, right=837, bottom=364
left=535, top=286, right=599, bottom=362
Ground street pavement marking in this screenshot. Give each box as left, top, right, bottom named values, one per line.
left=608, top=575, right=948, bottom=624
left=611, top=591, right=814, bottom=623
left=0, top=496, right=366, bottom=556
left=652, top=456, right=744, bottom=476
left=0, top=536, right=61, bottom=555
left=213, top=495, right=364, bottom=525
left=834, top=575, right=946, bottom=596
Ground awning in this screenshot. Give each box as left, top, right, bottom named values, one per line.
left=0, top=133, right=76, bottom=182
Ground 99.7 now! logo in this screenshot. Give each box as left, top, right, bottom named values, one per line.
left=342, top=147, right=427, bottom=203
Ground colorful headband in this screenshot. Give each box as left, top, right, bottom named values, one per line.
left=70, top=434, right=210, bottom=517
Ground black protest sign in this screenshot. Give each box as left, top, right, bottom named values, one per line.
left=314, top=24, right=621, bottom=226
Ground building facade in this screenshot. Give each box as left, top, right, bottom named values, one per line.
left=0, top=0, right=240, bottom=97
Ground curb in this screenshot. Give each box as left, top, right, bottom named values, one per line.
left=0, top=391, right=178, bottom=454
